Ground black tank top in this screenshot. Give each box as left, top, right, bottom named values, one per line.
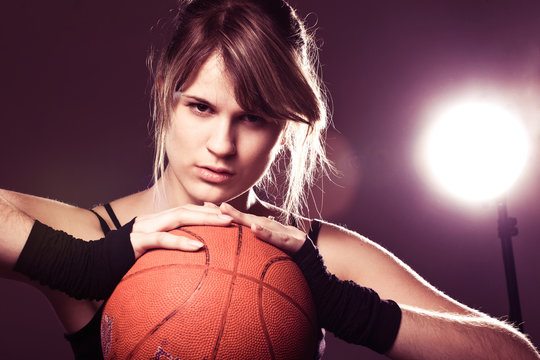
left=65, top=206, right=325, bottom=359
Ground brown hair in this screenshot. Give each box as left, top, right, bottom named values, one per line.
left=150, top=0, right=332, bottom=222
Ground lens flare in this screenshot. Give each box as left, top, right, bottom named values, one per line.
left=424, top=102, right=529, bottom=202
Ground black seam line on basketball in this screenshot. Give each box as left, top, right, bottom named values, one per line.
left=257, top=258, right=291, bottom=360
left=262, top=256, right=319, bottom=333
left=116, top=260, right=317, bottom=330
left=211, top=224, right=242, bottom=360
left=126, top=229, right=211, bottom=360
left=259, top=255, right=319, bottom=354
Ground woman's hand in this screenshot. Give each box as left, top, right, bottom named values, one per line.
left=130, top=203, right=233, bottom=259
left=218, top=202, right=306, bottom=254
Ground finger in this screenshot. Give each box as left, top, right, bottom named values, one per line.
left=220, top=203, right=284, bottom=238
left=156, top=234, right=204, bottom=251
left=131, top=232, right=204, bottom=259
left=203, top=202, right=220, bottom=209
left=139, top=204, right=221, bottom=222
left=219, top=202, right=264, bottom=228
left=134, top=208, right=233, bottom=233
left=168, top=208, right=233, bottom=227
left=251, top=224, right=305, bottom=254
left=183, top=203, right=221, bottom=214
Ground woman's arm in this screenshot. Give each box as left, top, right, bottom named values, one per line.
left=0, top=190, right=235, bottom=333
left=1, top=190, right=233, bottom=297
left=0, top=189, right=104, bottom=239
left=389, top=305, right=538, bottom=359
left=317, top=224, right=540, bottom=359
left=0, top=193, right=34, bottom=269
left=220, top=203, right=540, bottom=359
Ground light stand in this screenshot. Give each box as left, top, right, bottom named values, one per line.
left=496, top=198, right=523, bottom=332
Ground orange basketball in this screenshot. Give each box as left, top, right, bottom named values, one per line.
left=101, top=224, right=319, bottom=360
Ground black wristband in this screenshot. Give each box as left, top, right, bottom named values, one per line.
left=292, top=237, right=402, bottom=354
left=14, top=218, right=136, bottom=300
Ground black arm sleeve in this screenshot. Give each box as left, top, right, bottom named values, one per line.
left=13, top=219, right=136, bottom=301
left=292, top=237, right=402, bottom=354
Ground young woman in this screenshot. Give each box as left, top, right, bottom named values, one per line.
left=1, top=0, right=539, bottom=359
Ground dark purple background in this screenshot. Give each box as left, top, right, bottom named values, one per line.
left=1, top=1, right=539, bottom=358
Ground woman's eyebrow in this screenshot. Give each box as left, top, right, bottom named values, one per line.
left=181, top=94, right=213, bottom=106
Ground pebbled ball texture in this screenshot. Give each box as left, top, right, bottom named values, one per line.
left=101, top=224, right=319, bottom=360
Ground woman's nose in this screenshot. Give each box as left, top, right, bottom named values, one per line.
left=206, top=118, right=236, bottom=157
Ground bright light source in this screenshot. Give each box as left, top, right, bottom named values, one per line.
left=423, top=102, right=529, bottom=202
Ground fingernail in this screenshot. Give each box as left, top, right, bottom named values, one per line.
left=189, top=240, right=204, bottom=249
left=218, top=214, right=233, bottom=221
left=253, top=224, right=263, bottom=231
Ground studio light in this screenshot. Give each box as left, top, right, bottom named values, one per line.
left=424, top=101, right=529, bottom=202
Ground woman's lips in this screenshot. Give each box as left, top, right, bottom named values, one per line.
left=197, top=166, right=234, bottom=184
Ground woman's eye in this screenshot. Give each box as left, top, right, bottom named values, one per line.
left=243, top=114, right=267, bottom=125
left=189, top=102, right=211, bottom=114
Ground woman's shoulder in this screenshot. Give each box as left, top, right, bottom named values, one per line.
left=91, top=189, right=152, bottom=229
left=314, top=220, right=404, bottom=285
left=313, top=220, right=370, bottom=253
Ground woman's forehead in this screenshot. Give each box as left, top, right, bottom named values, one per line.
left=180, top=54, right=244, bottom=110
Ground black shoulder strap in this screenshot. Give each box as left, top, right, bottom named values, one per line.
left=90, top=209, right=111, bottom=235
left=308, top=219, right=322, bottom=246
left=104, top=203, right=122, bottom=229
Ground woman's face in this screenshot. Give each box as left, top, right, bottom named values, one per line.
left=164, top=54, right=284, bottom=208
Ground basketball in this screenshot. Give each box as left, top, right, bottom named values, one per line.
left=101, top=224, right=319, bottom=359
